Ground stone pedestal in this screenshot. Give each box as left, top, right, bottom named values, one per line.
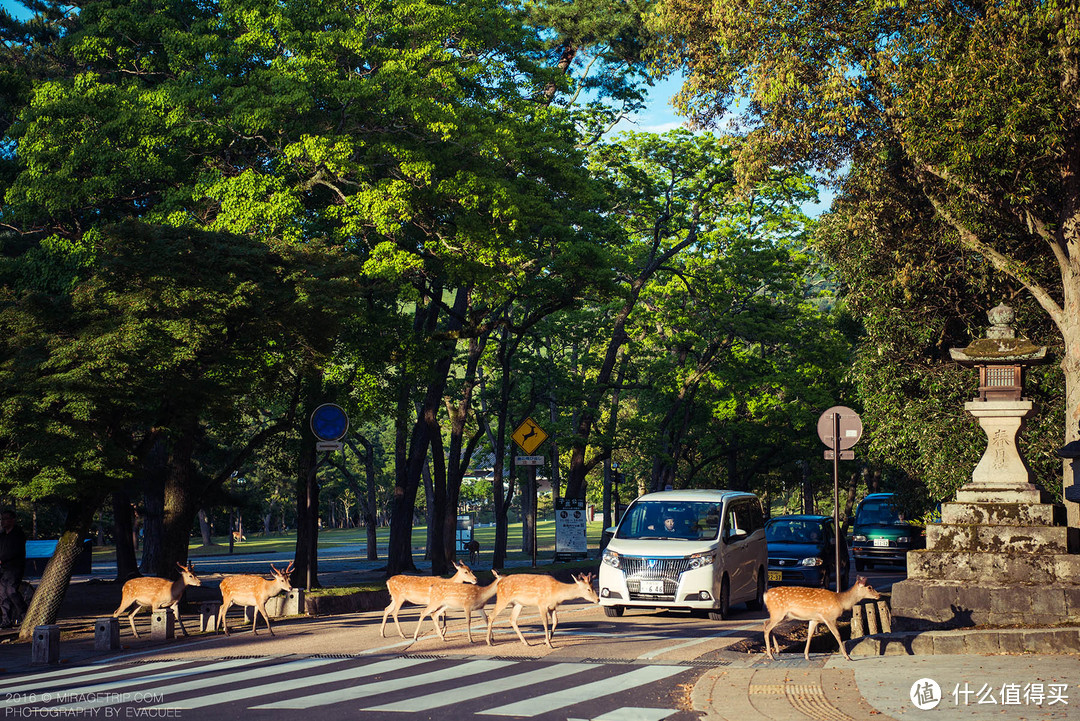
left=150, top=610, right=174, bottom=640
left=891, top=483, right=1080, bottom=630
left=32, top=625, right=60, bottom=664
left=94, top=618, right=120, bottom=651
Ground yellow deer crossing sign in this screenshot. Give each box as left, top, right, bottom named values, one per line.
left=512, top=417, right=548, bottom=454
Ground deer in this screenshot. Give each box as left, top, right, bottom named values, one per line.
left=485, top=572, right=599, bottom=648
left=217, top=562, right=294, bottom=636
left=112, top=562, right=202, bottom=638
left=466, top=538, right=480, bottom=565
left=380, top=560, right=477, bottom=638
left=231, top=530, right=246, bottom=543
left=763, top=575, right=881, bottom=661
left=412, top=570, right=502, bottom=643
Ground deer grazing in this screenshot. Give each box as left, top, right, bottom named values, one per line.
left=380, top=560, right=477, bottom=638
left=763, top=576, right=881, bottom=661
left=412, top=570, right=502, bottom=643
left=112, top=562, right=202, bottom=638
left=217, top=562, right=294, bottom=636
left=485, top=572, right=598, bottom=648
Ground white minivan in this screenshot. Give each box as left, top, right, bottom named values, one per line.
left=599, top=489, right=767, bottom=619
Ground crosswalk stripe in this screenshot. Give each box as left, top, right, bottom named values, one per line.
left=251, top=658, right=513, bottom=710
left=0, top=661, right=163, bottom=689
left=1, top=658, right=261, bottom=709
left=52, top=658, right=339, bottom=711
left=477, top=665, right=686, bottom=717
left=0, top=661, right=191, bottom=701
left=148, top=656, right=432, bottom=710
left=362, top=662, right=591, bottom=712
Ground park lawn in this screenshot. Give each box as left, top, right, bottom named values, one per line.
left=93, top=519, right=608, bottom=563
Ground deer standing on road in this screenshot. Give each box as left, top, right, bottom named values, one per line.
left=763, top=576, right=881, bottom=661
left=485, top=572, right=598, bottom=648
left=412, top=570, right=502, bottom=643
left=380, top=560, right=477, bottom=638
left=112, top=562, right=202, bottom=638
left=217, top=562, right=294, bottom=636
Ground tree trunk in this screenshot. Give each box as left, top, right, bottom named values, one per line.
left=111, top=491, right=139, bottom=583
left=18, top=495, right=102, bottom=640
left=293, top=378, right=323, bottom=589
left=197, top=509, right=213, bottom=547
left=139, top=441, right=166, bottom=576
left=161, top=428, right=199, bottom=576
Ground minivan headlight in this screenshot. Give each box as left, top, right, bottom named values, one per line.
left=800, top=557, right=823, bottom=567
left=852, top=535, right=867, bottom=542
left=602, top=549, right=620, bottom=568
left=898, top=536, right=910, bottom=544
left=688, top=552, right=713, bottom=569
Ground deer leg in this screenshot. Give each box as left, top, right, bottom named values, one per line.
left=763, top=613, right=786, bottom=660
left=432, top=608, right=447, bottom=641
left=540, top=607, right=553, bottom=649
left=127, top=607, right=142, bottom=639
left=823, top=618, right=849, bottom=660
left=804, top=620, right=819, bottom=660
left=486, top=598, right=509, bottom=646
left=218, top=600, right=232, bottom=636
left=509, top=603, right=529, bottom=646
left=171, top=602, right=188, bottom=636
left=550, top=607, right=559, bottom=637
left=380, top=598, right=399, bottom=638
left=413, top=605, right=433, bottom=641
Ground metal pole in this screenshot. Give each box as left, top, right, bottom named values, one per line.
left=531, top=464, right=538, bottom=567
left=833, top=411, right=842, bottom=592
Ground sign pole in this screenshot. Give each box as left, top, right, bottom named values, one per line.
left=833, top=411, right=841, bottom=592
left=531, top=463, right=538, bottom=568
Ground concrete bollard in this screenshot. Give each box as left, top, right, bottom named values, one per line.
left=866, top=600, right=881, bottom=635
left=199, top=602, right=221, bottom=633
left=32, top=624, right=60, bottom=665
left=150, top=610, right=175, bottom=640
left=94, top=618, right=120, bottom=651
left=851, top=602, right=866, bottom=639
left=877, top=599, right=892, bottom=633
left=285, top=588, right=304, bottom=616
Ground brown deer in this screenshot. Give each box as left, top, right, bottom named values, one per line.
left=112, top=562, right=202, bottom=638
left=413, top=570, right=502, bottom=643
left=217, top=562, right=294, bottom=636
left=231, top=530, right=246, bottom=543
left=485, top=572, right=598, bottom=648
left=763, top=576, right=881, bottom=661
left=466, top=539, right=480, bottom=565
left=380, top=560, right=477, bottom=638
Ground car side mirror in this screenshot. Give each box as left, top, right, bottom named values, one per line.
left=724, top=528, right=748, bottom=543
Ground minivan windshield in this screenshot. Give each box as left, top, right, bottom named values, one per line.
left=616, top=500, right=722, bottom=541
left=855, top=498, right=907, bottom=526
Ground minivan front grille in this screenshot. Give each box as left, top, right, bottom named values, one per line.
left=620, top=556, right=692, bottom=580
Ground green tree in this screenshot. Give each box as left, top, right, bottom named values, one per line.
left=651, top=0, right=1080, bottom=522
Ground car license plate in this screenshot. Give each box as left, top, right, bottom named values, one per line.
left=640, top=580, right=665, bottom=594
left=768, top=570, right=782, bottom=583
left=874, top=538, right=890, bottom=547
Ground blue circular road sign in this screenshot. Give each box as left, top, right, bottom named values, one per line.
left=310, top=403, right=349, bottom=441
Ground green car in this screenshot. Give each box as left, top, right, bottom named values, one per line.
left=850, top=493, right=925, bottom=570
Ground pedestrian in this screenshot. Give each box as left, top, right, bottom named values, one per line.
left=0, top=507, right=28, bottom=628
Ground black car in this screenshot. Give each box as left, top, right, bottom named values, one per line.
left=765, top=515, right=850, bottom=589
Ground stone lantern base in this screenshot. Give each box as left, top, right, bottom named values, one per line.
left=890, top=485, right=1080, bottom=630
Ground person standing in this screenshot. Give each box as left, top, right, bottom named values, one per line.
left=0, top=508, right=28, bottom=628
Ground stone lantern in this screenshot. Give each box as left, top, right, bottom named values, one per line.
left=887, top=304, right=1080, bottom=637
left=948, top=303, right=1046, bottom=492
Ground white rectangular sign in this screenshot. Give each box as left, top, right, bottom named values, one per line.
left=515, top=455, right=545, bottom=465
left=555, top=499, right=588, bottom=555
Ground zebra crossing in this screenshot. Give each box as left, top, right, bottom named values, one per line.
left=1, top=654, right=697, bottom=720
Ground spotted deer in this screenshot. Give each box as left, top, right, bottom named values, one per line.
left=217, top=562, right=294, bottom=636
left=112, top=562, right=202, bottom=638
left=413, top=570, right=502, bottom=643
left=485, top=572, right=598, bottom=648
left=763, top=576, right=881, bottom=661
left=380, top=560, right=477, bottom=638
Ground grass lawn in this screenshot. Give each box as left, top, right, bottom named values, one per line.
left=93, top=519, right=608, bottom=565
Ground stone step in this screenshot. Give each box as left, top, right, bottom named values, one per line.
left=954, top=485, right=1046, bottom=504
left=846, top=627, right=1080, bottom=656
left=926, top=523, right=1067, bottom=554
left=940, top=501, right=1056, bottom=526
left=906, top=548, right=1080, bottom=585
left=889, top=579, right=1080, bottom=629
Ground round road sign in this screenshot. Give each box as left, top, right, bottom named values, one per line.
left=817, top=406, right=863, bottom=450
left=310, top=403, right=349, bottom=441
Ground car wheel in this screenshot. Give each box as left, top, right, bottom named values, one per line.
left=709, top=576, right=731, bottom=620
left=855, top=558, right=866, bottom=572
left=603, top=605, right=624, bottom=617
left=746, top=571, right=765, bottom=611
